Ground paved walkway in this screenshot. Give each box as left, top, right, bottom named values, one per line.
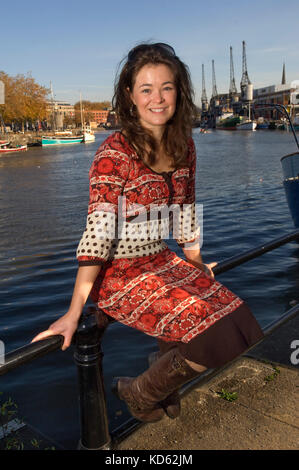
left=116, top=314, right=299, bottom=450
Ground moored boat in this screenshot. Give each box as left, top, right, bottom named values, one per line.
left=82, top=125, right=95, bottom=143
left=236, top=102, right=256, bottom=131
left=79, top=93, right=96, bottom=143
left=216, top=116, right=240, bottom=130
left=281, top=152, right=299, bottom=227
left=0, top=144, right=27, bottom=153
left=83, top=131, right=95, bottom=142
left=256, top=117, right=269, bottom=129
left=41, top=135, right=84, bottom=146
left=236, top=119, right=257, bottom=131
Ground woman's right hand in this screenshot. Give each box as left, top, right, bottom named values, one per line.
left=31, top=312, right=80, bottom=351
left=31, top=265, right=102, bottom=350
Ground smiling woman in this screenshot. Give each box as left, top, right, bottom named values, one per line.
left=32, top=42, right=264, bottom=427
left=113, top=42, right=196, bottom=169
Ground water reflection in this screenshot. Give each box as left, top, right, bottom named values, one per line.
left=0, top=129, right=298, bottom=448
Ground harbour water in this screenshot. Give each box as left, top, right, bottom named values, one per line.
left=0, top=129, right=298, bottom=449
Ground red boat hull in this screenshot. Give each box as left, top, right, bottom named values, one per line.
left=0, top=145, right=27, bottom=153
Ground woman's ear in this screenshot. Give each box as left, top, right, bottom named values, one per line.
left=127, top=86, right=135, bottom=105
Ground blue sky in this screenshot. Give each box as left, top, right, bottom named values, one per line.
left=1, top=0, right=298, bottom=105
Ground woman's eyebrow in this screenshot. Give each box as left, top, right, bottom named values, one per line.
left=139, top=81, right=174, bottom=88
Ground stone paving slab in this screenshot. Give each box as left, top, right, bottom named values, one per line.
left=200, top=358, right=299, bottom=428
left=116, top=357, right=299, bottom=451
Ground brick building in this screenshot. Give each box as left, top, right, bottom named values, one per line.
left=89, top=110, right=109, bottom=125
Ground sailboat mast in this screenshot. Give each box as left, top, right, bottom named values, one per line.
left=80, top=92, right=84, bottom=131
left=50, top=81, right=56, bottom=131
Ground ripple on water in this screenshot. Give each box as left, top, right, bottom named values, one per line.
left=0, top=130, right=298, bottom=448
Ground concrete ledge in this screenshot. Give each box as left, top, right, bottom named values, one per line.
left=116, top=357, right=299, bottom=450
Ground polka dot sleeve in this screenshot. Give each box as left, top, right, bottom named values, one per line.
left=76, top=147, right=131, bottom=266
left=175, top=138, right=201, bottom=249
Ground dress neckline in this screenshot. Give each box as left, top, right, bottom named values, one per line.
left=117, top=131, right=178, bottom=177
left=141, top=159, right=177, bottom=176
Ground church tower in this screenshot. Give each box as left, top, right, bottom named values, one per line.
left=281, top=62, right=286, bottom=85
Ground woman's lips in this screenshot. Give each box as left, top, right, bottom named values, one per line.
left=150, top=108, right=166, bottom=113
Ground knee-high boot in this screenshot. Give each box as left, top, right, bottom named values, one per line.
left=112, top=348, right=200, bottom=423
left=148, top=351, right=181, bottom=419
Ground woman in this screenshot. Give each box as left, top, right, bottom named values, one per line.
left=32, top=43, right=263, bottom=423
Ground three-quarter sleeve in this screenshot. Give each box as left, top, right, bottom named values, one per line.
left=76, top=148, right=131, bottom=266
left=175, top=138, right=201, bottom=249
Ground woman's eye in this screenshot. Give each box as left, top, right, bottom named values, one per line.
left=141, top=89, right=150, bottom=94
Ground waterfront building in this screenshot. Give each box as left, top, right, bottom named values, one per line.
left=89, top=109, right=110, bottom=126
left=253, top=81, right=299, bottom=120
left=46, top=100, right=75, bottom=118
left=46, top=100, right=75, bottom=129
left=87, top=109, right=119, bottom=128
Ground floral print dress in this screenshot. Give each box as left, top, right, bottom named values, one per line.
left=76, top=132, right=258, bottom=346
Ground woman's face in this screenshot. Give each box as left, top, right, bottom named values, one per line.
left=129, top=63, right=177, bottom=136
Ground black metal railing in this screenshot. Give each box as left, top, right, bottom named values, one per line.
left=0, top=228, right=298, bottom=450
left=252, top=103, right=299, bottom=151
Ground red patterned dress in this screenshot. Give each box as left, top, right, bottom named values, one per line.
left=77, top=132, right=263, bottom=368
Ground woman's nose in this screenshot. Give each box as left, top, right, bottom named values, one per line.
left=152, top=90, right=164, bottom=103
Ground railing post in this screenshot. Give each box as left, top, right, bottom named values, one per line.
left=73, top=307, right=112, bottom=450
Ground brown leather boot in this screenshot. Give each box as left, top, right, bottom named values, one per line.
left=112, top=348, right=199, bottom=423
left=148, top=351, right=181, bottom=419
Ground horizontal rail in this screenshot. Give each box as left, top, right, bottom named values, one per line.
left=213, top=229, right=299, bottom=275
left=0, top=335, right=63, bottom=376
left=1, top=229, right=299, bottom=449
left=0, top=230, right=298, bottom=376
left=261, top=301, right=299, bottom=336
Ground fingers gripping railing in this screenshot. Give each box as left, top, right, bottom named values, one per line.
left=0, top=335, right=64, bottom=376
left=0, top=229, right=298, bottom=450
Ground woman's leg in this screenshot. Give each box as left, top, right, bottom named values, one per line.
left=148, top=350, right=181, bottom=419
left=184, top=359, right=207, bottom=373
left=112, top=347, right=206, bottom=422
left=113, top=303, right=264, bottom=422
left=157, top=338, right=207, bottom=372
left=150, top=341, right=207, bottom=418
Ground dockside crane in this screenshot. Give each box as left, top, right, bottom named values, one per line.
left=229, top=46, right=240, bottom=111
left=211, top=60, right=218, bottom=99
left=201, top=64, right=209, bottom=112
left=209, top=60, right=220, bottom=127
left=229, top=46, right=238, bottom=95
left=211, top=60, right=220, bottom=108
left=240, top=40, right=253, bottom=102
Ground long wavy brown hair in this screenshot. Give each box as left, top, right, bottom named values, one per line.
left=112, top=42, right=196, bottom=168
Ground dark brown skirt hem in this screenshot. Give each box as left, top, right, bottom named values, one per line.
left=157, top=302, right=264, bottom=369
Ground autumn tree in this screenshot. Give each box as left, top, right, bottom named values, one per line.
left=74, top=100, right=111, bottom=111
left=0, top=71, right=49, bottom=129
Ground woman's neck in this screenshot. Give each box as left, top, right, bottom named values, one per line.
left=143, top=123, right=165, bottom=144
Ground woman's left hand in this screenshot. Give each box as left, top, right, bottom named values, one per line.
left=201, top=262, right=217, bottom=279
left=186, top=258, right=217, bottom=279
